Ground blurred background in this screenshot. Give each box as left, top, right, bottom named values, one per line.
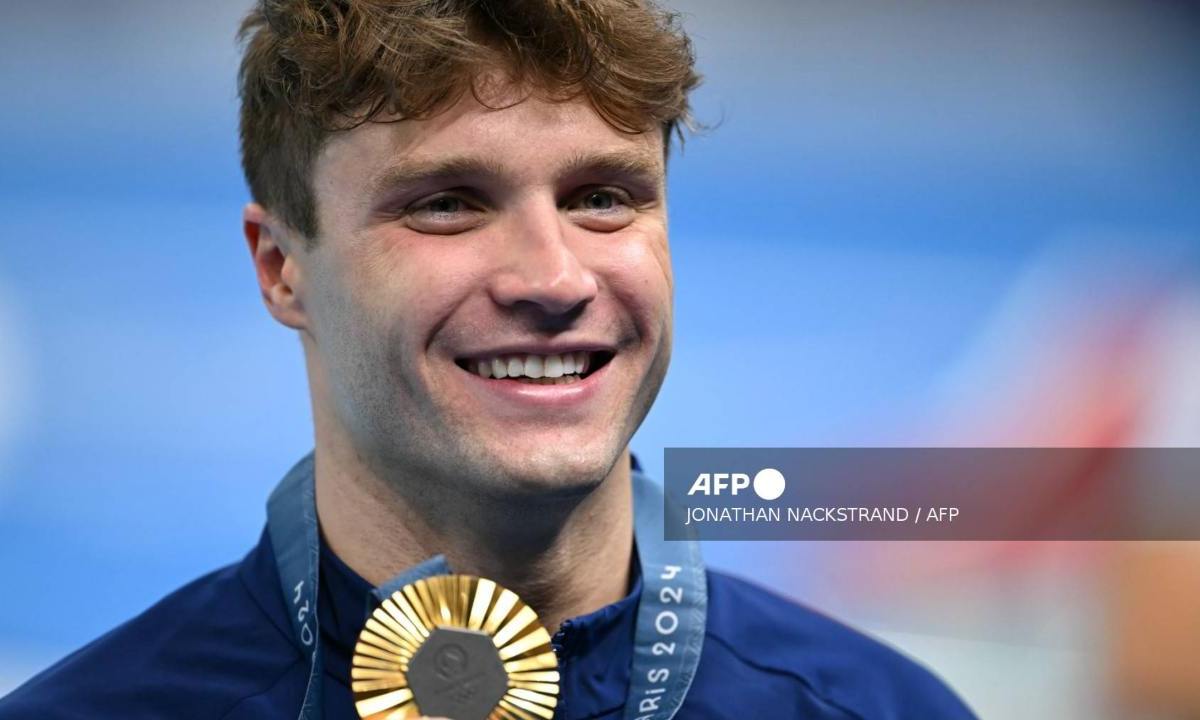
left=1, top=1, right=1198, bottom=717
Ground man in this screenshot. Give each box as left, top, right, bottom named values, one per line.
left=0, top=1, right=975, bottom=718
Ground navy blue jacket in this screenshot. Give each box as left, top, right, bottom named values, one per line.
left=0, top=518, right=975, bottom=719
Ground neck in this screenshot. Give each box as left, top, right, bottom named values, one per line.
left=312, top=423, right=634, bottom=635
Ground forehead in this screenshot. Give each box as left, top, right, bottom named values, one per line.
left=312, top=89, right=665, bottom=202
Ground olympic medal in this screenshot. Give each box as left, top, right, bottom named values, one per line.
left=351, top=575, right=560, bottom=720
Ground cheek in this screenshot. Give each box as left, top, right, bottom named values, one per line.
left=588, top=227, right=673, bottom=331
left=331, top=236, right=494, bottom=384
left=344, top=235, right=475, bottom=319
left=302, top=240, right=411, bottom=379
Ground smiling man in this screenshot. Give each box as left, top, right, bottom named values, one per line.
left=284, top=91, right=674, bottom=640
left=0, top=1, right=974, bottom=719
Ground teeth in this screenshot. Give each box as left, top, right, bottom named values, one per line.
left=524, top=355, right=544, bottom=379
left=468, top=352, right=597, bottom=381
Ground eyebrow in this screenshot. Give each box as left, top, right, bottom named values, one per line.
left=558, top=148, right=664, bottom=186
left=366, top=156, right=507, bottom=201
left=365, top=147, right=664, bottom=202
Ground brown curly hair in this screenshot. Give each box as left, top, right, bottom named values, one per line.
left=237, top=0, right=702, bottom=240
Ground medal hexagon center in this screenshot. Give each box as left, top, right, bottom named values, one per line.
left=407, top=626, right=508, bottom=720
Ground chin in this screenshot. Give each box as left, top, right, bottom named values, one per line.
left=476, top=441, right=621, bottom=499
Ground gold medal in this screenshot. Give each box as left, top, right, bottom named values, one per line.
left=351, top=574, right=560, bottom=720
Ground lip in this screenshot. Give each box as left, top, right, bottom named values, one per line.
left=453, top=352, right=614, bottom=412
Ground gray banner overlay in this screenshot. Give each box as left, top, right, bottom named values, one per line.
left=664, top=448, right=1200, bottom=540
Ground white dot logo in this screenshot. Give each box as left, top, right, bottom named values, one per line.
left=752, top=468, right=786, bottom=501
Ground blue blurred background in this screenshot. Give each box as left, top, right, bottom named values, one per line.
left=2, top=1, right=1199, bottom=717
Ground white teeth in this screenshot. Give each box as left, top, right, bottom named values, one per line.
left=524, top=355, right=544, bottom=379
left=467, top=351, right=597, bottom=380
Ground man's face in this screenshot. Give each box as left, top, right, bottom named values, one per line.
left=296, top=85, right=672, bottom=496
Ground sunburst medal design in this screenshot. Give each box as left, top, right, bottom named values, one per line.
left=351, top=574, right=560, bottom=720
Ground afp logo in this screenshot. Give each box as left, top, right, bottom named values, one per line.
left=687, top=468, right=786, bottom=501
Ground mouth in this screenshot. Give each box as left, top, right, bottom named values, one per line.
left=453, top=350, right=616, bottom=385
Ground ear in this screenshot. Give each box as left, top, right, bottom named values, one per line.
left=243, top=203, right=309, bottom=330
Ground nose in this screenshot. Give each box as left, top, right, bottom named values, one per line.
left=488, top=199, right=599, bottom=318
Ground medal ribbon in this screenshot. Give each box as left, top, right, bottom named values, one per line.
left=266, top=451, right=706, bottom=720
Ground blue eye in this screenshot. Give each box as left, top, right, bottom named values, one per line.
left=566, top=187, right=638, bottom=232
left=573, top=189, right=634, bottom=213
left=423, top=197, right=464, bottom=214
left=582, top=191, right=616, bottom=210
left=402, top=193, right=486, bottom=235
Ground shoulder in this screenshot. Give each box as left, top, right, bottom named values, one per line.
left=0, top=533, right=305, bottom=720
left=685, top=569, right=977, bottom=719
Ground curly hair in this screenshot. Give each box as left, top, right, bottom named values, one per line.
left=237, top=0, right=702, bottom=240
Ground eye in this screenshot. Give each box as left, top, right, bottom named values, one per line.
left=403, top=192, right=486, bottom=235
left=424, top=197, right=464, bottom=214
left=567, top=187, right=637, bottom=232
left=579, top=191, right=618, bottom=210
